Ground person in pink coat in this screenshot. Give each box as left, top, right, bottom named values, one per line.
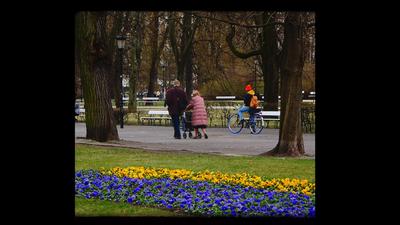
left=185, top=90, right=208, bottom=139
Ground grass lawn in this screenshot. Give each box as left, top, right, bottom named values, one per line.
left=75, top=197, right=187, bottom=216
left=75, top=144, right=315, bottom=216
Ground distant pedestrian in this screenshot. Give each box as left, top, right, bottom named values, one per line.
left=185, top=90, right=208, bottom=139
left=165, top=79, right=188, bottom=139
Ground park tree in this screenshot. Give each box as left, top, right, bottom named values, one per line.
left=147, top=12, right=168, bottom=98
left=225, top=12, right=280, bottom=110
left=110, top=12, right=124, bottom=105
left=192, top=12, right=243, bottom=96
left=168, top=11, right=200, bottom=99
left=75, top=12, right=119, bottom=142
left=263, top=12, right=308, bottom=156
left=127, top=11, right=145, bottom=112
left=196, top=12, right=313, bottom=156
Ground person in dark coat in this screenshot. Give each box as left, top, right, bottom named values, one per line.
left=165, top=79, right=188, bottom=139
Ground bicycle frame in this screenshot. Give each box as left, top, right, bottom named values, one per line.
left=227, top=109, right=264, bottom=135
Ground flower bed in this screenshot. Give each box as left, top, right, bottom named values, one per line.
left=99, top=166, right=315, bottom=196
left=76, top=169, right=315, bottom=217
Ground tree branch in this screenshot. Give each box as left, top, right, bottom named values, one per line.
left=225, top=25, right=262, bottom=59
left=182, top=15, right=200, bottom=59
left=168, top=12, right=180, bottom=65
left=193, top=12, right=284, bottom=28
left=157, top=16, right=169, bottom=58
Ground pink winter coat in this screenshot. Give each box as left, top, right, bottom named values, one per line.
left=187, top=96, right=208, bottom=127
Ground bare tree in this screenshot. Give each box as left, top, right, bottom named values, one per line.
left=168, top=11, right=200, bottom=99
left=262, top=12, right=307, bottom=156
left=226, top=12, right=280, bottom=111
left=107, top=12, right=125, bottom=108
left=147, top=12, right=168, bottom=98
left=128, top=11, right=145, bottom=112
left=75, top=11, right=119, bottom=142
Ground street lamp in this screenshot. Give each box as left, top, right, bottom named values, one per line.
left=116, top=35, right=126, bottom=128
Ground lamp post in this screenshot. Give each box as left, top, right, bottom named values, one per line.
left=116, top=35, right=126, bottom=128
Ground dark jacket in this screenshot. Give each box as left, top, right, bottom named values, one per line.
left=243, top=93, right=252, bottom=106
left=165, top=86, right=188, bottom=116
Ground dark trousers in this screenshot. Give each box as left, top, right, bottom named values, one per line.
left=171, top=115, right=181, bottom=138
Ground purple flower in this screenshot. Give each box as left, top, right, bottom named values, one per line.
left=127, top=196, right=134, bottom=203
left=75, top=170, right=315, bottom=217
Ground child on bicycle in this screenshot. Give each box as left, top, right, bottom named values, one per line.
left=238, top=84, right=257, bottom=128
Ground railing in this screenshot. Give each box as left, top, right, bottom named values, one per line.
left=75, top=98, right=315, bottom=132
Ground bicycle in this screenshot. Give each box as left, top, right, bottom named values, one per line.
left=227, top=108, right=264, bottom=134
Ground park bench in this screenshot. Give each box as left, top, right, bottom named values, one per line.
left=140, top=110, right=171, bottom=125
left=136, top=97, right=160, bottom=106
left=261, top=111, right=280, bottom=128
left=76, top=108, right=86, bottom=122
left=209, top=106, right=236, bottom=110
left=215, top=96, right=236, bottom=100
left=302, top=91, right=316, bottom=103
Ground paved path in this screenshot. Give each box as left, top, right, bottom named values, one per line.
left=75, top=123, right=315, bottom=157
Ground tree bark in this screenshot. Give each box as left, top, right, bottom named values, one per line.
left=262, top=12, right=305, bottom=156
left=168, top=12, right=183, bottom=82
left=147, top=12, right=168, bottom=98
left=109, top=12, right=124, bottom=108
left=185, top=44, right=194, bottom=100
left=147, top=12, right=158, bottom=97
left=184, top=13, right=195, bottom=99
left=76, top=12, right=119, bottom=142
left=225, top=25, right=262, bottom=58
left=128, top=12, right=144, bottom=113
left=261, top=12, right=279, bottom=111
left=226, top=16, right=279, bottom=111
left=169, top=12, right=199, bottom=89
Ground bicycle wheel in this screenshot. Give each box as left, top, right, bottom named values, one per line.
left=250, top=114, right=264, bottom=134
left=227, top=114, right=244, bottom=134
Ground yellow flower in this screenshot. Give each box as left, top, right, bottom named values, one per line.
left=100, top=166, right=315, bottom=195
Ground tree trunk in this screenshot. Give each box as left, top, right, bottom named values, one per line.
left=185, top=45, right=194, bottom=100
left=262, top=12, right=305, bottom=156
left=262, top=12, right=279, bottom=111
left=75, top=56, right=82, bottom=99
left=128, top=12, right=144, bottom=113
left=176, top=61, right=185, bottom=85
left=109, top=12, right=124, bottom=108
left=76, top=12, right=119, bottom=142
left=184, top=13, right=194, bottom=99
left=147, top=12, right=167, bottom=98
left=169, top=12, right=198, bottom=89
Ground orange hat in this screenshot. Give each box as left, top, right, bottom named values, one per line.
left=245, top=84, right=252, bottom=91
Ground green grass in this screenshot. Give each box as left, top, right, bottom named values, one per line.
left=75, top=197, right=187, bottom=216
left=75, top=144, right=315, bottom=181
left=75, top=144, right=314, bottom=216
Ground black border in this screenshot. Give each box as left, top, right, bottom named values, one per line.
left=33, top=1, right=331, bottom=224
